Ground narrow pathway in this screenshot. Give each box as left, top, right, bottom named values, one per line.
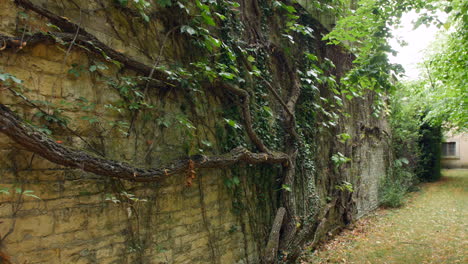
left=301, top=169, right=468, bottom=264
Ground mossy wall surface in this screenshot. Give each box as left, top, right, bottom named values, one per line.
left=0, top=0, right=390, bottom=263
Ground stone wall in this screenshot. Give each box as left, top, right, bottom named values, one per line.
left=0, top=0, right=391, bottom=263
left=0, top=1, right=261, bottom=263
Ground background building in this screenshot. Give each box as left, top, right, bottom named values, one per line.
left=441, top=132, right=468, bottom=168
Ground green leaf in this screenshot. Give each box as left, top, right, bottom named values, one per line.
left=0, top=73, right=7, bottom=81
left=219, top=72, right=235, bottom=80
left=206, top=36, right=221, bottom=47
left=305, top=52, right=318, bottom=62
left=116, top=0, right=128, bottom=6
left=46, top=23, right=62, bottom=31
left=281, top=184, right=292, bottom=192
left=18, top=11, right=29, bottom=19
left=229, top=1, right=240, bottom=8
left=25, top=193, right=41, bottom=200
left=0, top=187, right=10, bottom=195
left=89, top=65, right=97, bottom=72
left=262, top=106, right=273, bottom=117
left=181, top=25, right=197, bottom=35
left=157, top=0, right=172, bottom=7
left=142, top=13, right=150, bottom=22
left=0, top=72, right=22, bottom=84
left=282, top=4, right=296, bottom=13
left=224, top=118, right=241, bottom=129
left=232, top=176, right=240, bottom=185
left=443, top=22, right=451, bottom=30
left=201, top=139, right=212, bottom=147
left=201, top=13, right=216, bottom=26
left=337, top=133, right=351, bottom=143
left=214, top=12, right=226, bottom=20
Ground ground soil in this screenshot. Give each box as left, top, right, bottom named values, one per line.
left=300, top=169, right=468, bottom=264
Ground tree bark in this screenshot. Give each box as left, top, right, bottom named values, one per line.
left=262, top=207, right=286, bottom=264
left=0, top=104, right=288, bottom=182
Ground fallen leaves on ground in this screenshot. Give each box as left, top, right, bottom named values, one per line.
left=299, top=169, right=468, bottom=264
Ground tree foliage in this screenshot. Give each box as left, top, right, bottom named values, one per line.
left=415, top=0, right=468, bottom=131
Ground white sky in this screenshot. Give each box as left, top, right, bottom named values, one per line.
left=389, top=11, right=447, bottom=80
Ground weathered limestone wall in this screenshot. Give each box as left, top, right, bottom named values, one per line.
left=0, top=0, right=391, bottom=263
left=0, top=1, right=260, bottom=263
left=348, top=99, right=390, bottom=218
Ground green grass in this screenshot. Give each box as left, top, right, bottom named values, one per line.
left=301, top=169, right=468, bottom=264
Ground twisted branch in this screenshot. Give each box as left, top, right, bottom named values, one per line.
left=0, top=104, right=288, bottom=182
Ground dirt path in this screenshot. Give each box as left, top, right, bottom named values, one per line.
left=300, top=169, right=468, bottom=264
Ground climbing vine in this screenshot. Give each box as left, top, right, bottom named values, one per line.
left=0, top=0, right=462, bottom=263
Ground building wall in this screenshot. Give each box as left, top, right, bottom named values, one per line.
left=441, top=133, right=468, bottom=168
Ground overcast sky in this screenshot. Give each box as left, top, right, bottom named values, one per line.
left=389, top=11, right=447, bottom=80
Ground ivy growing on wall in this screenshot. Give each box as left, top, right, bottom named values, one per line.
left=0, top=0, right=464, bottom=263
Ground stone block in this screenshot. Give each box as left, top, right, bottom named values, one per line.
left=54, top=207, right=89, bottom=233
left=61, top=75, right=96, bottom=100
left=30, top=43, right=64, bottom=63
left=5, top=213, right=55, bottom=242
left=26, top=56, right=65, bottom=75
left=12, top=248, right=62, bottom=264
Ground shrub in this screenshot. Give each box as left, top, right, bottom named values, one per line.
left=379, top=160, right=418, bottom=208
left=417, top=122, right=442, bottom=182
left=380, top=183, right=406, bottom=208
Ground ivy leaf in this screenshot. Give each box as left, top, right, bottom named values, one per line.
left=224, top=118, right=241, bottom=129
left=232, top=176, right=240, bottom=185
left=229, top=1, right=240, bottom=8
left=140, top=13, right=150, bottom=23
left=262, top=106, right=273, bottom=117
left=89, top=65, right=97, bottom=72
left=0, top=73, right=8, bottom=81
left=24, top=193, right=41, bottom=200
left=214, top=12, right=226, bottom=20
left=219, top=72, right=235, bottom=80
left=282, top=34, right=295, bottom=44
left=0, top=73, right=22, bottom=84
left=181, top=25, right=196, bottom=35
left=81, top=116, right=99, bottom=124
left=0, top=187, right=9, bottom=195
left=202, top=13, right=216, bottom=26
left=281, top=4, right=296, bottom=13
left=281, top=184, right=292, bottom=192
left=157, top=0, right=172, bottom=7
left=206, top=36, right=221, bottom=47
left=273, top=1, right=282, bottom=8
left=305, top=52, right=318, bottom=62
left=116, top=0, right=128, bottom=7
left=201, top=139, right=212, bottom=147
left=46, top=23, right=62, bottom=31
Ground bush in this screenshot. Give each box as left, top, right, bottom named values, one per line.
left=417, top=122, right=442, bottom=182
left=379, top=160, right=418, bottom=208
left=380, top=183, right=406, bottom=208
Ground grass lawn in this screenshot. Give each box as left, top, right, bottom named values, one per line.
left=300, top=169, right=468, bottom=264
